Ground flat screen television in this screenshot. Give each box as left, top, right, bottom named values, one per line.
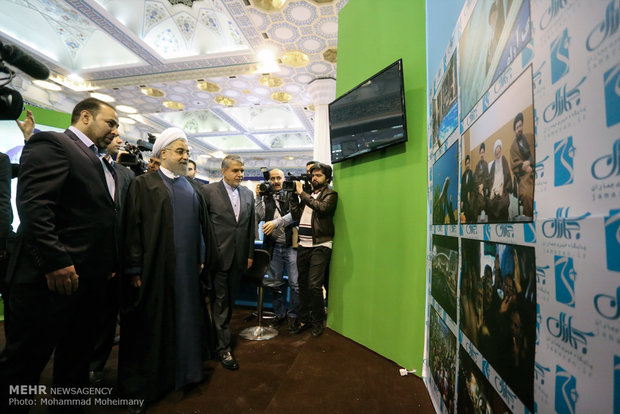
left=329, top=59, right=407, bottom=163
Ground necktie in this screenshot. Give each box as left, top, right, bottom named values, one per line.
left=102, top=157, right=117, bottom=183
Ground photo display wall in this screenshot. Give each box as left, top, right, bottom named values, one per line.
left=423, top=1, right=620, bottom=413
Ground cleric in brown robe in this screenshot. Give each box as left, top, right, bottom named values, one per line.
left=118, top=128, right=218, bottom=408
left=509, top=112, right=535, bottom=218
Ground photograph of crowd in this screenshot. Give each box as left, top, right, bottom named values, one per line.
left=457, top=347, right=511, bottom=414
left=429, top=307, right=457, bottom=414
left=459, top=238, right=536, bottom=410
left=431, top=53, right=458, bottom=153
left=431, top=235, right=458, bottom=321
left=461, top=67, right=535, bottom=223
left=433, top=141, right=459, bottom=225
left=458, top=0, right=531, bottom=119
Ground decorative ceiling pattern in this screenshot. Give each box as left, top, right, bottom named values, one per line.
left=0, top=0, right=347, bottom=169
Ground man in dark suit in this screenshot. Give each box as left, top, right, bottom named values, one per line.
left=0, top=98, right=119, bottom=412
left=88, top=135, right=135, bottom=385
left=202, top=154, right=255, bottom=370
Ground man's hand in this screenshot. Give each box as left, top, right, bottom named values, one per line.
left=16, top=109, right=35, bottom=141
left=523, top=160, right=533, bottom=174
left=247, top=258, right=253, bottom=269
left=295, top=181, right=303, bottom=195
left=263, top=220, right=275, bottom=235
left=130, top=275, right=142, bottom=288
left=45, top=265, right=79, bottom=295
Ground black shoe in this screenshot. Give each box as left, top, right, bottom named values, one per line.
left=290, top=321, right=311, bottom=334
left=269, top=316, right=286, bottom=327
left=311, top=324, right=324, bottom=337
left=287, top=316, right=298, bottom=332
left=89, top=370, right=104, bottom=386
left=219, top=351, right=239, bottom=370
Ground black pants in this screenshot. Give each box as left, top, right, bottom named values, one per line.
left=0, top=276, right=106, bottom=413
left=211, top=266, right=242, bottom=354
left=296, top=246, right=332, bottom=326
left=89, top=276, right=120, bottom=372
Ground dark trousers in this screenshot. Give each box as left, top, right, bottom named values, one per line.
left=89, top=276, right=120, bottom=372
left=211, top=266, right=242, bottom=354
left=297, top=246, right=332, bottom=326
left=0, top=276, right=106, bottom=413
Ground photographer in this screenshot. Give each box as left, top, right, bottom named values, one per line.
left=255, top=168, right=299, bottom=329
left=289, top=163, right=337, bottom=337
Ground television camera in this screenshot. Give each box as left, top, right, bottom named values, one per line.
left=283, top=172, right=312, bottom=194
left=117, top=133, right=156, bottom=176
left=0, top=40, right=50, bottom=120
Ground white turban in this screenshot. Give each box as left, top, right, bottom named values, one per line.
left=152, top=127, right=187, bottom=157
left=494, top=138, right=502, bottom=154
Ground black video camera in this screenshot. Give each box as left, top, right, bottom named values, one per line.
left=117, top=134, right=156, bottom=176
left=258, top=167, right=276, bottom=196
left=283, top=172, right=312, bottom=193
left=0, top=40, right=50, bottom=120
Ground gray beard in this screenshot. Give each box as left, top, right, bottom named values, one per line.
left=168, top=163, right=188, bottom=176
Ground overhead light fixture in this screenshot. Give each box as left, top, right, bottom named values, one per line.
left=281, top=50, right=310, bottom=67
left=163, top=100, right=184, bottom=110
left=215, top=96, right=235, bottom=107
left=90, top=92, right=115, bottom=102
left=284, top=156, right=295, bottom=160
left=197, top=81, right=220, bottom=92
left=48, top=74, right=98, bottom=91
left=211, top=151, right=226, bottom=159
left=116, top=104, right=138, bottom=114
left=252, top=0, right=288, bottom=11
left=140, top=86, right=165, bottom=97
left=33, top=80, right=62, bottom=91
left=256, top=47, right=280, bottom=73
left=119, top=117, right=136, bottom=125
left=259, top=75, right=283, bottom=88
left=271, top=91, right=292, bottom=103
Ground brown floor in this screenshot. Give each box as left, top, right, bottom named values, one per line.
left=3, top=306, right=435, bottom=414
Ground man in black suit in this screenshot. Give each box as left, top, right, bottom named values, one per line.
left=0, top=97, right=119, bottom=412
left=202, top=154, right=255, bottom=370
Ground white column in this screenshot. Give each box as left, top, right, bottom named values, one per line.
left=307, top=78, right=336, bottom=164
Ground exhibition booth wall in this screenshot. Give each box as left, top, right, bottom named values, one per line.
left=328, top=0, right=428, bottom=373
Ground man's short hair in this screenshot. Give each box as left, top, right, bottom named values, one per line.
left=188, top=159, right=196, bottom=168
left=479, top=142, right=486, bottom=153
left=310, top=162, right=333, bottom=183
left=513, top=112, right=524, bottom=130
left=71, top=97, right=115, bottom=125
left=465, top=154, right=471, bottom=163
left=306, top=160, right=319, bottom=167
left=221, top=154, right=243, bottom=169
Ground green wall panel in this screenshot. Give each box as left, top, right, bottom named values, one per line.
left=327, top=0, right=427, bottom=373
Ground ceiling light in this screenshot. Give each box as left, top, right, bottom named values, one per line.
left=68, top=73, right=84, bottom=82
left=271, top=91, right=292, bottom=103
left=259, top=75, right=283, bottom=88
left=163, top=101, right=185, bottom=110
left=32, top=80, right=62, bottom=91
left=252, top=0, right=288, bottom=11
left=90, top=92, right=115, bottom=102
left=197, top=81, right=220, bottom=92
left=140, top=87, right=166, bottom=97
left=323, top=48, right=337, bottom=63
left=215, top=96, right=235, bottom=106
left=284, top=156, right=295, bottom=160
left=116, top=105, right=138, bottom=114
left=48, top=74, right=97, bottom=91
left=256, top=47, right=281, bottom=73
left=119, top=117, right=136, bottom=125
left=281, top=51, right=310, bottom=67
left=211, top=151, right=226, bottom=159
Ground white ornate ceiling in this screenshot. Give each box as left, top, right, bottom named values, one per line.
left=0, top=0, right=346, bottom=170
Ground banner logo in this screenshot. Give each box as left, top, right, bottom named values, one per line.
left=543, top=77, right=586, bottom=123
left=537, top=154, right=549, bottom=179
left=555, top=365, right=578, bottom=414
left=482, top=360, right=490, bottom=379
left=591, top=139, right=620, bottom=180
left=547, top=312, right=595, bottom=354
left=555, top=256, right=577, bottom=307
left=535, top=362, right=551, bottom=384
left=542, top=208, right=591, bottom=239
left=525, top=222, right=536, bottom=243
left=495, top=224, right=514, bottom=238
left=537, top=265, right=549, bottom=286
left=550, top=28, right=570, bottom=84
left=465, top=341, right=479, bottom=359
left=586, top=0, right=620, bottom=52
left=594, top=286, right=620, bottom=320
left=605, top=209, right=620, bottom=272
left=604, top=63, right=620, bottom=127
left=540, top=0, right=568, bottom=30
left=554, top=137, right=575, bottom=186
left=494, top=376, right=516, bottom=406
left=483, top=224, right=491, bottom=241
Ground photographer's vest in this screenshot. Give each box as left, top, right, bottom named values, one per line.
left=263, top=194, right=294, bottom=252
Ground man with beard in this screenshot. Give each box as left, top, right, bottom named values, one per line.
left=471, top=143, right=489, bottom=221
left=509, top=112, right=535, bottom=218
left=202, top=154, right=255, bottom=370
left=119, top=128, right=217, bottom=409
left=461, top=155, right=474, bottom=222
left=487, top=139, right=512, bottom=222
left=290, top=162, right=338, bottom=337
left=0, top=98, right=119, bottom=412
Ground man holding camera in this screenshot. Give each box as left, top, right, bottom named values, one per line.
left=255, top=169, right=299, bottom=329
left=290, top=163, right=338, bottom=337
